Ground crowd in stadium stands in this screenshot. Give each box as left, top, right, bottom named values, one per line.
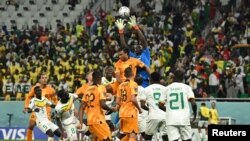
left=0, top=0, right=249, bottom=101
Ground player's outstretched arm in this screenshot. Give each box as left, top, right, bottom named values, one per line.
left=55, top=116, right=65, bottom=139
left=158, top=102, right=166, bottom=112
left=128, top=16, right=148, bottom=48
left=140, top=100, right=149, bottom=111
left=131, top=94, right=142, bottom=113
left=23, top=87, right=35, bottom=113
left=100, top=99, right=117, bottom=112
left=115, top=18, right=127, bottom=49
left=78, top=101, right=87, bottom=129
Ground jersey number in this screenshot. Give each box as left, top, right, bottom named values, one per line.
left=170, top=93, right=184, bottom=110
left=121, top=89, right=127, bottom=102
left=86, top=93, right=95, bottom=107
left=153, top=92, right=161, bottom=100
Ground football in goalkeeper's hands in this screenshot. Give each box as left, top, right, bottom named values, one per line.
left=118, top=6, right=130, bottom=17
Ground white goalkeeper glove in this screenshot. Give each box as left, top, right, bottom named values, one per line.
left=128, top=16, right=139, bottom=30
left=115, top=19, right=126, bottom=34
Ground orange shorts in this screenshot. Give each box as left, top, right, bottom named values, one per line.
left=120, top=117, right=139, bottom=133
left=89, top=122, right=112, bottom=140
left=29, top=107, right=52, bottom=122
left=110, top=81, right=120, bottom=95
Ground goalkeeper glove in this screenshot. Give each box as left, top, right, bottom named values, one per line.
left=128, top=16, right=139, bottom=30
left=115, top=19, right=126, bottom=34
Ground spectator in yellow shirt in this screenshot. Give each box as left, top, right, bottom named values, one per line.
left=209, top=101, right=220, bottom=125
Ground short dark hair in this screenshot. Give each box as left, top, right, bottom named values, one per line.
left=118, top=47, right=130, bottom=55
left=92, top=70, right=102, bottom=84
left=174, top=70, right=184, bottom=82
left=201, top=102, right=206, bottom=106
left=135, top=75, right=143, bottom=85
left=34, top=86, right=40, bottom=92
left=124, top=67, right=133, bottom=78
left=57, top=89, right=66, bottom=99
left=150, top=72, right=161, bottom=83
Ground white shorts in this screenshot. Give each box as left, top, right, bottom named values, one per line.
left=75, top=118, right=89, bottom=133
left=145, top=119, right=167, bottom=135
left=64, top=124, right=78, bottom=141
left=138, top=116, right=146, bottom=133
left=36, top=119, right=58, bottom=134
left=198, top=120, right=209, bottom=128
left=166, top=125, right=192, bottom=141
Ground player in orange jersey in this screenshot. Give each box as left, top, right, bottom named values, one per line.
left=75, top=71, right=93, bottom=99
left=107, top=47, right=150, bottom=95
left=75, top=71, right=93, bottom=140
left=116, top=67, right=142, bottom=141
left=23, top=73, right=58, bottom=141
left=78, top=70, right=116, bottom=141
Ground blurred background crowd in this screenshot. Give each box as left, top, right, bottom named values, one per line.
left=0, top=0, right=249, bottom=101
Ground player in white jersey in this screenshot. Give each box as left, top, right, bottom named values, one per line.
left=159, top=70, right=197, bottom=141
left=140, top=72, right=168, bottom=141
left=134, top=75, right=147, bottom=140
left=27, top=86, right=61, bottom=141
left=55, top=89, right=86, bottom=141
left=101, top=66, right=118, bottom=138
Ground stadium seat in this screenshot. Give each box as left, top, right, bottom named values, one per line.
left=39, top=17, right=49, bottom=29
left=16, top=17, right=27, bottom=30
left=49, top=18, right=62, bottom=31
left=35, top=0, right=46, bottom=11
left=75, top=4, right=84, bottom=16
left=7, top=5, right=16, bottom=17
left=27, top=18, right=39, bottom=30
left=52, top=5, right=61, bottom=16
left=0, top=11, right=10, bottom=22
left=40, top=5, right=52, bottom=13
left=57, top=0, right=67, bottom=10
left=46, top=11, right=55, bottom=22
left=69, top=11, right=80, bottom=21
left=62, top=5, right=71, bottom=14
left=17, top=0, right=26, bottom=5
left=29, top=5, right=38, bottom=14
left=23, top=11, right=33, bottom=19
left=63, top=17, right=75, bottom=27
left=3, top=19, right=15, bottom=31
left=0, top=0, right=7, bottom=5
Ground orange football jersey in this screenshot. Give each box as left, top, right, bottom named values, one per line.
left=115, top=57, right=145, bottom=82
left=83, top=85, right=106, bottom=125
left=117, top=80, right=138, bottom=118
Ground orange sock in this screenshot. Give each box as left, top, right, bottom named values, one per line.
left=128, top=137, right=136, bottom=141
left=26, top=129, right=32, bottom=141
left=121, top=135, right=129, bottom=141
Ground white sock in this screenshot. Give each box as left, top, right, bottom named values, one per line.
left=48, top=137, right=54, bottom=141
left=199, top=132, right=203, bottom=138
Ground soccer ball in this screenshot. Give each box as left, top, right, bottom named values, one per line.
left=118, top=6, right=130, bottom=17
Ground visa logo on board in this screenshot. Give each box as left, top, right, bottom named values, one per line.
left=0, top=128, right=26, bottom=140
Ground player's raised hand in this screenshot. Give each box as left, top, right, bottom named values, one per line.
left=22, top=108, right=28, bottom=114
left=115, top=19, right=126, bottom=34
left=128, top=16, right=138, bottom=28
